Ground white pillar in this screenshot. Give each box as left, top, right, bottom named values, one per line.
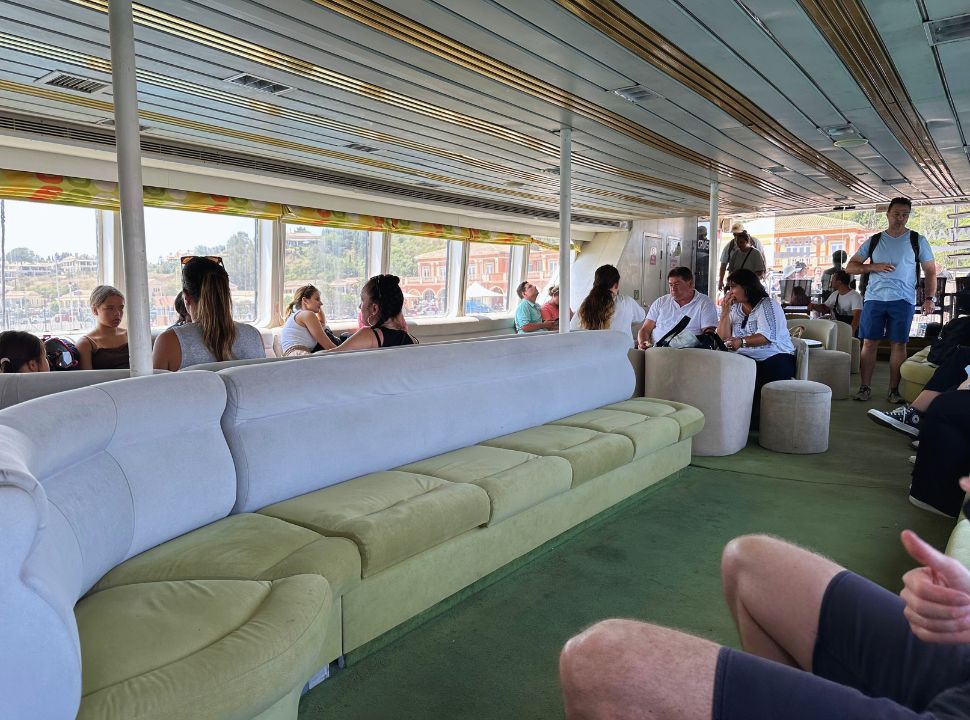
left=108, top=0, right=152, bottom=376
left=708, top=180, right=720, bottom=298
left=559, top=127, right=572, bottom=333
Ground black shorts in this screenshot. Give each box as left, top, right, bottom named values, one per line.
left=925, top=346, right=970, bottom=393
left=713, top=571, right=970, bottom=720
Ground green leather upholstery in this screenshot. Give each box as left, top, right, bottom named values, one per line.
left=398, top=445, right=572, bottom=524
left=481, top=425, right=634, bottom=487
left=77, top=575, right=330, bottom=720
left=258, top=471, right=491, bottom=576
left=603, top=398, right=706, bottom=441
left=551, top=408, right=681, bottom=460
left=90, top=513, right=361, bottom=596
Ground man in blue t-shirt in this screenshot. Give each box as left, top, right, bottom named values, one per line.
left=846, top=197, right=936, bottom=403
left=514, top=281, right=557, bottom=334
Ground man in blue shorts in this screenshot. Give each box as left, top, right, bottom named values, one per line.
left=846, top=197, right=936, bottom=402
left=559, top=518, right=970, bottom=720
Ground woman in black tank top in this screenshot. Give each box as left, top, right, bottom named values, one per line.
left=330, top=274, right=417, bottom=352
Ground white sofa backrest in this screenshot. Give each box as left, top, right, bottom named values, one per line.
left=0, top=371, right=235, bottom=718
left=0, top=369, right=170, bottom=409
left=221, top=330, right=635, bottom=513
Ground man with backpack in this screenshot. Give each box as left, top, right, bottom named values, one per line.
left=846, top=197, right=936, bottom=403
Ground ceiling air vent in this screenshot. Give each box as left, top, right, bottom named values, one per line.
left=345, top=142, right=380, bottom=153
left=820, top=123, right=869, bottom=148
left=763, top=165, right=789, bottom=174
left=225, top=73, right=293, bottom=95
left=96, top=118, right=151, bottom=133
left=37, top=71, right=110, bottom=95
left=611, top=85, right=661, bottom=104
left=925, top=13, right=970, bottom=46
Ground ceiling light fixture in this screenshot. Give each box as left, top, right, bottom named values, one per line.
left=610, top=85, right=661, bottom=104
left=820, top=123, right=869, bottom=148
left=225, top=73, right=293, bottom=96
left=762, top=165, right=789, bottom=174
left=924, top=13, right=970, bottom=46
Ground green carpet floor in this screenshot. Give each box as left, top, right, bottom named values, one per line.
left=298, top=365, right=954, bottom=719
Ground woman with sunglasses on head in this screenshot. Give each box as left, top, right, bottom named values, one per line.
left=153, top=256, right=265, bottom=370
left=0, top=331, right=49, bottom=373
left=330, top=274, right=417, bottom=352
left=280, top=284, right=337, bottom=356
left=718, top=268, right=795, bottom=428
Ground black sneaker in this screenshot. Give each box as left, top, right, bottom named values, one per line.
left=867, top=406, right=921, bottom=438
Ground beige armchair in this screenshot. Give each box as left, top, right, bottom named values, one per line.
left=643, top=348, right=756, bottom=456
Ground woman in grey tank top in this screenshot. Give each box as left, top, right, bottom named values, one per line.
left=153, top=256, right=266, bottom=370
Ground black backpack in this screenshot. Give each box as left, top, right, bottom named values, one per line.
left=858, top=230, right=920, bottom=297
left=927, top=316, right=970, bottom=365
left=43, top=336, right=80, bottom=370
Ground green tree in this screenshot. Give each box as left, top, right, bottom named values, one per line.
left=6, top=247, right=41, bottom=262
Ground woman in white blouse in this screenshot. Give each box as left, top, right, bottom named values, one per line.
left=570, top=264, right=645, bottom=347
left=717, top=268, right=795, bottom=427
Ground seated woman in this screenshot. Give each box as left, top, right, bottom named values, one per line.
left=77, top=285, right=129, bottom=370
left=280, top=285, right=337, bottom=356
left=717, top=269, right=796, bottom=426
left=0, top=331, right=49, bottom=373
left=153, top=256, right=265, bottom=370
left=330, top=274, right=417, bottom=351
left=569, top=264, right=645, bottom=347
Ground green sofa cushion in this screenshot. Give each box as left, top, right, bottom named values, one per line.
left=551, top=409, right=681, bottom=460
left=89, top=513, right=362, bottom=596
left=603, top=398, right=705, bottom=441
left=397, top=446, right=572, bottom=524
left=259, top=472, right=491, bottom=576
left=946, top=519, right=970, bottom=567
left=77, top=575, right=330, bottom=720
left=481, top=425, right=633, bottom=487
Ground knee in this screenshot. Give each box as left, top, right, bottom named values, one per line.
left=721, top=534, right=777, bottom=591
left=561, top=619, right=629, bottom=677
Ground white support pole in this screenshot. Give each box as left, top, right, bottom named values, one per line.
left=708, top=180, right=720, bottom=298
left=559, top=126, right=572, bottom=333
left=108, top=0, right=152, bottom=376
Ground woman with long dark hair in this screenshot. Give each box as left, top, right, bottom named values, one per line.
left=717, top=268, right=795, bottom=426
left=331, top=274, right=417, bottom=351
left=570, top=264, right=645, bottom=347
left=153, top=256, right=265, bottom=369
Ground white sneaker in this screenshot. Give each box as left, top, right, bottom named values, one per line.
left=911, top=440, right=920, bottom=450
left=908, top=455, right=916, bottom=465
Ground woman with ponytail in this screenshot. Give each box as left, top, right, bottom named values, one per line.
left=0, top=331, right=49, bottom=373
left=331, top=274, right=417, bottom=351
left=280, top=284, right=337, bottom=356
left=570, top=264, right=645, bottom=347
left=153, top=256, right=265, bottom=369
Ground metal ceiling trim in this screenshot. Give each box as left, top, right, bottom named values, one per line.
left=798, top=0, right=962, bottom=197
left=306, top=0, right=811, bottom=201
left=0, top=79, right=662, bottom=218
left=553, top=0, right=887, bottom=202
left=61, top=0, right=792, bottom=205
left=0, top=33, right=700, bottom=214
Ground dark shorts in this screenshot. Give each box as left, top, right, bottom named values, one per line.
left=712, top=571, right=970, bottom=720
left=859, top=300, right=915, bottom=343
left=925, top=346, right=970, bottom=393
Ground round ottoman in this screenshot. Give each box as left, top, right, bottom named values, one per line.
left=807, top=349, right=851, bottom=400
left=759, top=380, right=831, bottom=454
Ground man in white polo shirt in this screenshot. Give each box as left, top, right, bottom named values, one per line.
left=637, top=267, right=719, bottom=348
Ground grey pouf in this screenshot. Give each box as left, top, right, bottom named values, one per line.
left=807, top=349, right=851, bottom=400
left=759, top=380, right=831, bottom=454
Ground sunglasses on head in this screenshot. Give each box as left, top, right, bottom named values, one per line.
left=181, top=255, right=224, bottom=266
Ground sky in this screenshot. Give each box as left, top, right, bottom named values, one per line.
left=0, top=199, right=258, bottom=260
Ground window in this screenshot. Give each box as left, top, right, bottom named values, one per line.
left=0, top=199, right=99, bottom=333
left=283, top=224, right=372, bottom=322
left=465, top=243, right=510, bottom=314
left=388, top=234, right=448, bottom=318
left=144, top=208, right=258, bottom=326
left=468, top=264, right=476, bottom=279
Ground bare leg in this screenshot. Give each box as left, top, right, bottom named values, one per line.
left=888, top=342, right=908, bottom=390
left=560, top=619, right=719, bottom=720
left=910, top=389, right=940, bottom=413
left=721, top=535, right=843, bottom=670
left=859, top=339, right=878, bottom=387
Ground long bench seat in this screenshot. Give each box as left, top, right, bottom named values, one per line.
left=0, top=330, right=701, bottom=719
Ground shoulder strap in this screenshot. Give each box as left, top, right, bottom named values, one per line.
left=910, top=230, right=922, bottom=283
left=865, top=232, right=881, bottom=259
left=371, top=327, right=383, bottom=347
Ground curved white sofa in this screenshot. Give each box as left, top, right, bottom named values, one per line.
left=0, top=330, right=701, bottom=719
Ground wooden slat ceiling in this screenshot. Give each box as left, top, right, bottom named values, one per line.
left=0, top=0, right=967, bottom=224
